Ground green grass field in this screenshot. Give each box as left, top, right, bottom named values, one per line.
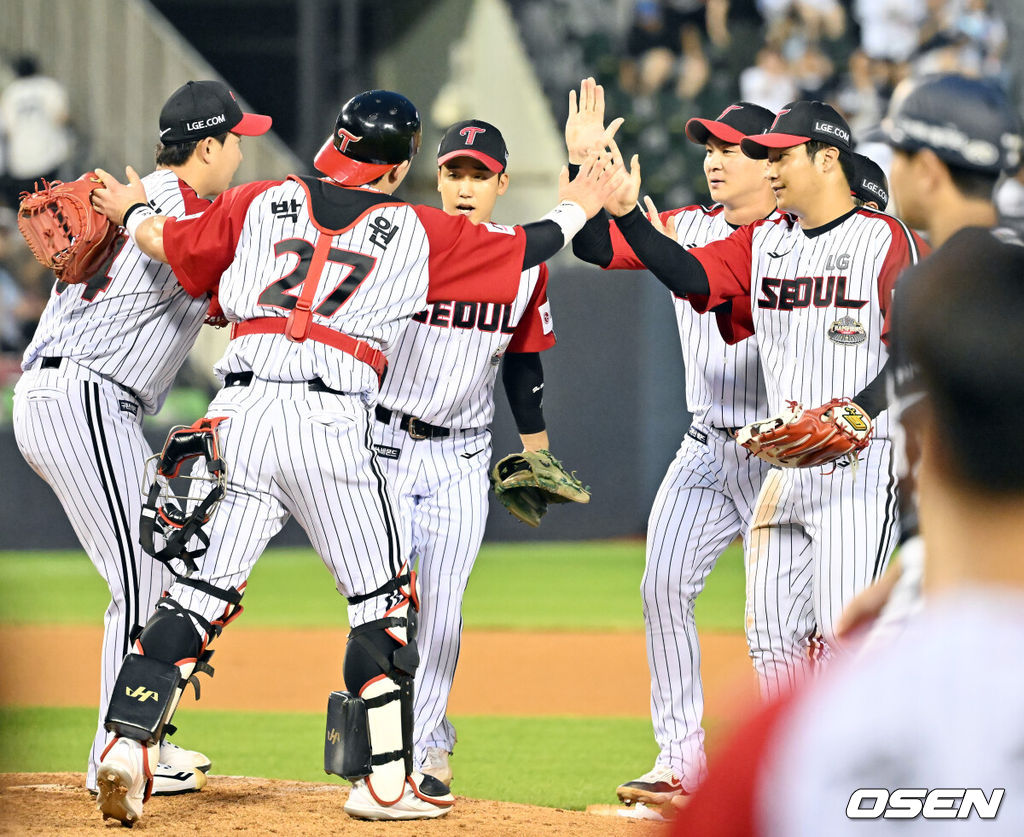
left=0, top=541, right=745, bottom=809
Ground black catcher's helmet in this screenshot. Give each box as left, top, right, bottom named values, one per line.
left=314, top=90, right=422, bottom=185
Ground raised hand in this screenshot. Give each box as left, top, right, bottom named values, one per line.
left=558, top=148, right=626, bottom=219
left=566, top=77, right=624, bottom=165
left=603, top=137, right=641, bottom=217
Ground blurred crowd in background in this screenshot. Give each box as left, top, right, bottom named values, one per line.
left=0, top=0, right=1021, bottom=420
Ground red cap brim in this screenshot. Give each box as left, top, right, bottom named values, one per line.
left=685, top=118, right=746, bottom=146
left=313, top=138, right=395, bottom=185
left=740, top=132, right=810, bottom=158
left=232, top=112, right=272, bottom=137
left=437, top=149, right=504, bottom=172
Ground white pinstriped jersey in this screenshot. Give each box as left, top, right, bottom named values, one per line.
left=22, top=169, right=211, bottom=413
left=690, top=207, right=927, bottom=439
left=377, top=263, right=554, bottom=429
left=163, top=176, right=531, bottom=395
left=609, top=205, right=776, bottom=428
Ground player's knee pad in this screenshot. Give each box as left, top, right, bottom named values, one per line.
left=327, top=571, right=419, bottom=803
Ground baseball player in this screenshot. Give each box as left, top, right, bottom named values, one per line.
left=838, top=74, right=1023, bottom=646
left=86, top=90, right=621, bottom=825
left=568, top=79, right=778, bottom=806
left=372, top=119, right=557, bottom=787
left=12, top=79, right=270, bottom=797
left=850, top=152, right=889, bottom=211
left=601, top=101, right=928, bottom=700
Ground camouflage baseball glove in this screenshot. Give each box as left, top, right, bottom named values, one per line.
left=17, top=173, right=121, bottom=285
left=490, top=449, right=591, bottom=527
left=735, top=398, right=872, bottom=469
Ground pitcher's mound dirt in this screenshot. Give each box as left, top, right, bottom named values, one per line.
left=0, top=773, right=668, bottom=836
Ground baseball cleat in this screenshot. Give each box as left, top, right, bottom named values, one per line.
left=616, top=764, right=685, bottom=807
left=151, top=763, right=208, bottom=795
left=344, top=772, right=455, bottom=820
left=420, top=747, right=453, bottom=786
left=96, top=738, right=148, bottom=827
left=160, top=739, right=212, bottom=773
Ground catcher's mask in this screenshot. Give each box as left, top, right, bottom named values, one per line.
left=140, top=417, right=228, bottom=572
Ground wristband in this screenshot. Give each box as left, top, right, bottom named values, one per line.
left=539, top=201, right=587, bottom=248
left=123, top=203, right=157, bottom=243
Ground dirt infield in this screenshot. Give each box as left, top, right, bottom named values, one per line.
left=0, top=626, right=754, bottom=834
left=0, top=773, right=668, bottom=836
left=0, top=626, right=755, bottom=716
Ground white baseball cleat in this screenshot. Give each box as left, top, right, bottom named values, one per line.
left=151, top=763, right=208, bottom=795
left=344, top=772, right=455, bottom=820
left=159, top=739, right=212, bottom=774
left=96, top=737, right=149, bottom=826
left=420, top=747, right=453, bottom=786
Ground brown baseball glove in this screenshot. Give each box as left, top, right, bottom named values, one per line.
left=735, top=398, right=873, bottom=469
left=490, top=449, right=591, bottom=527
left=17, top=173, right=121, bottom=285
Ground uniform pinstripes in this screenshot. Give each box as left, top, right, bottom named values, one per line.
left=371, top=420, right=491, bottom=765
left=23, top=169, right=211, bottom=415
left=643, top=427, right=769, bottom=788
left=170, top=381, right=402, bottom=633
left=12, top=368, right=169, bottom=790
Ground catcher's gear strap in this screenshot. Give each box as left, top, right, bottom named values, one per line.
left=140, top=417, right=229, bottom=575
left=346, top=571, right=412, bottom=606
left=230, top=319, right=386, bottom=380
left=105, top=654, right=181, bottom=745
left=324, top=689, right=407, bottom=779
left=502, top=351, right=546, bottom=435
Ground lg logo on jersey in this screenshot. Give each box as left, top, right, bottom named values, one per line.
left=758, top=274, right=868, bottom=311
left=846, top=788, right=1004, bottom=820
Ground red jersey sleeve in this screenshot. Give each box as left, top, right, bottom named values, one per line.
left=713, top=299, right=756, bottom=345
left=878, top=223, right=930, bottom=344
left=606, top=208, right=691, bottom=270
left=671, top=693, right=797, bottom=837
left=686, top=222, right=755, bottom=313
left=412, top=206, right=527, bottom=304
left=163, top=180, right=281, bottom=298
left=506, top=262, right=556, bottom=353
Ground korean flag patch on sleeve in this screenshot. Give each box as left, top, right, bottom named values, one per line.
left=539, top=300, right=553, bottom=334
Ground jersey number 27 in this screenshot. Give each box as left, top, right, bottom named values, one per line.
left=257, top=238, right=376, bottom=316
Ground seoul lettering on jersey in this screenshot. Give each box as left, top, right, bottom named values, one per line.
left=757, top=274, right=868, bottom=311
left=411, top=300, right=517, bottom=334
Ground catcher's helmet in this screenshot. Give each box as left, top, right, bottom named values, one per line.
left=877, top=74, right=1022, bottom=174
left=314, top=90, right=422, bottom=186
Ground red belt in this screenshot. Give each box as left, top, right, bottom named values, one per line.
left=230, top=319, right=387, bottom=379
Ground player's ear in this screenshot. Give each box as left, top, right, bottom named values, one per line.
left=437, top=167, right=443, bottom=194
left=496, top=171, right=510, bottom=196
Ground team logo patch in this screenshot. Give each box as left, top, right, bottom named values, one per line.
left=372, top=444, right=400, bottom=460
left=118, top=399, right=139, bottom=416
left=827, top=315, right=866, bottom=345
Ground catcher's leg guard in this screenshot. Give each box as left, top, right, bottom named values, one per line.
left=326, top=572, right=420, bottom=805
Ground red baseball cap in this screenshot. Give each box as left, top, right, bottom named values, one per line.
left=685, top=102, right=776, bottom=146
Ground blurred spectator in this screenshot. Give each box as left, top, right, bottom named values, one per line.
left=996, top=168, right=1024, bottom=236
left=0, top=207, right=46, bottom=355
left=0, top=55, right=72, bottom=209
left=790, top=42, right=834, bottom=99
left=853, top=0, right=930, bottom=88
left=834, top=49, right=885, bottom=135
left=619, top=0, right=710, bottom=100
left=740, top=45, right=799, bottom=111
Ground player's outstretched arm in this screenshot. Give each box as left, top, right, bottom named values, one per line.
left=93, top=166, right=170, bottom=264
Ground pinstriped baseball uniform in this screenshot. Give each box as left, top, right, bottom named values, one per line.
left=152, top=174, right=537, bottom=657
left=371, top=263, right=554, bottom=768
left=607, top=206, right=773, bottom=790
left=690, top=206, right=927, bottom=698
left=12, top=169, right=213, bottom=790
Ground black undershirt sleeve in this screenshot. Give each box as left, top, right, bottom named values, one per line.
left=853, top=356, right=892, bottom=419
left=502, top=351, right=546, bottom=434
left=521, top=221, right=564, bottom=270
left=613, top=206, right=711, bottom=298
left=566, top=163, right=614, bottom=267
